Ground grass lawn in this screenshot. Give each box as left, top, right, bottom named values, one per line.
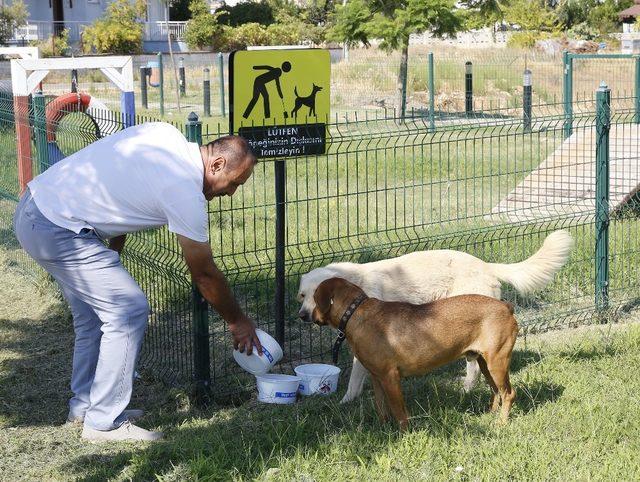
left=1, top=247, right=640, bottom=481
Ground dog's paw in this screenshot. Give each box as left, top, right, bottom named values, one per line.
left=339, top=392, right=356, bottom=404
left=460, top=376, right=475, bottom=393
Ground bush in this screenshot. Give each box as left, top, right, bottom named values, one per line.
left=265, top=23, right=301, bottom=45
left=185, top=16, right=228, bottom=50
left=184, top=0, right=228, bottom=51
left=218, top=1, right=274, bottom=27
left=225, top=22, right=269, bottom=50
left=567, top=21, right=600, bottom=41
left=507, top=31, right=550, bottom=49
left=0, top=0, right=27, bottom=45
left=31, top=29, right=70, bottom=57
left=81, top=0, right=145, bottom=54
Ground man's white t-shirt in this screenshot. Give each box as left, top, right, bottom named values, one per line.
left=28, top=122, right=208, bottom=242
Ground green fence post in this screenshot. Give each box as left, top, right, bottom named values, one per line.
left=179, top=57, right=186, bottom=97
left=203, top=68, right=211, bottom=117
left=428, top=52, right=435, bottom=132
left=635, top=55, right=640, bottom=124
left=158, top=52, right=165, bottom=117
left=140, top=66, right=148, bottom=110
left=218, top=52, right=226, bottom=117
left=32, top=91, right=49, bottom=174
left=523, top=68, right=532, bottom=132
left=595, top=82, right=610, bottom=312
left=563, top=51, right=573, bottom=138
left=465, top=61, right=473, bottom=116
left=400, top=52, right=408, bottom=121
left=185, top=112, right=210, bottom=399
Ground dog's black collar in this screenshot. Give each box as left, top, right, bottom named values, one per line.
left=332, top=292, right=368, bottom=364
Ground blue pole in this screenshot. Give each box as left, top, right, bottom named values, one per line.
left=121, top=91, right=136, bottom=128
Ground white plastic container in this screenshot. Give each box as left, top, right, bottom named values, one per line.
left=294, top=363, right=341, bottom=396
left=232, top=328, right=283, bottom=375
left=256, top=374, right=301, bottom=404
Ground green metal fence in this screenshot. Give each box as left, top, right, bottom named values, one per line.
left=0, top=66, right=639, bottom=400
left=5, top=48, right=636, bottom=124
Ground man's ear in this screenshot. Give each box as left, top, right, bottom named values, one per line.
left=209, top=156, right=226, bottom=175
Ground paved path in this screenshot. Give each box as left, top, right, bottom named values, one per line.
left=490, top=124, right=640, bottom=221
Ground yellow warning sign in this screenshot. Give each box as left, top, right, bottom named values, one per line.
left=229, top=48, right=330, bottom=158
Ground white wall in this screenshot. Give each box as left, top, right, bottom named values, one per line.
left=21, top=0, right=166, bottom=24
left=146, top=0, right=166, bottom=23
left=22, top=0, right=52, bottom=22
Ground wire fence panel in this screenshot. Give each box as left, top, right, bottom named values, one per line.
left=0, top=47, right=571, bottom=123
left=0, top=59, right=638, bottom=401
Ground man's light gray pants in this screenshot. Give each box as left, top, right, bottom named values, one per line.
left=14, top=190, right=149, bottom=431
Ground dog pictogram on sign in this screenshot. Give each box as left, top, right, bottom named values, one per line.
left=229, top=48, right=330, bottom=158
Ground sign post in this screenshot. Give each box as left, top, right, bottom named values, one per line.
left=229, top=48, right=330, bottom=348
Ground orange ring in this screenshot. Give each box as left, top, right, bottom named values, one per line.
left=45, top=92, right=92, bottom=142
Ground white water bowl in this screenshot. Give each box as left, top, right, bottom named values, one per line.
left=294, top=363, right=341, bottom=396
left=232, top=329, right=283, bottom=375
left=256, top=374, right=301, bottom=404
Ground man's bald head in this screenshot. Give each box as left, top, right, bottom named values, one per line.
left=202, top=135, right=257, bottom=172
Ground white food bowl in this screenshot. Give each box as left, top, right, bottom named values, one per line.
left=256, top=374, right=301, bottom=404
left=294, top=363, right=341, bottom=396
left=232, top=328, right=283, bottom=375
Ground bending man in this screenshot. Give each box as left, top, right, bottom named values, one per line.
left=13, top=122, right=262, bottom=442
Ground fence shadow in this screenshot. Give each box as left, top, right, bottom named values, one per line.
left=0, top=299, right=564, bottom=480
left=60, top=347, right=563, bottom=481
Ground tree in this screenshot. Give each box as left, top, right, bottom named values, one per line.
left=554, top=0, right=596, bottom=30
left=0, top=0, right=27, bottom=45
left=329, top=0, right=460, bottom=118
left=587, top=0, right=633, bottom=35
left=503, top=0, right=559, bottom=33
left=82, top=0, right=146, bottom=54
left=217, top=1, right=275, bottom=27
left=305, top=0, right=336, bottom=26
left=462, top=0, right=509, bottom=41
left=170, top=0, right=192, bottom=21
left=184, top=0, right=227, bottom=50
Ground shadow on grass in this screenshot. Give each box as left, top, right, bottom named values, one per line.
left=0, top=227, right=20, bottom=250
left=554, top=345, right=620, bottom=362
left=0, top=306, right=563, bottom=480
left=403, top=357, right=561, bottom=419
left=57, top=348, right=561, bottom=481
left=0, top=315, right=73, bottom=427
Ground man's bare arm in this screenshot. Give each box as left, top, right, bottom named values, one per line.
left=109, top=234, right=126, bottom=254
left=177, top=234, right=262, bottom=355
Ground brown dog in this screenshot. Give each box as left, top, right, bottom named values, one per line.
left=311, top=278, right=518, bottom=430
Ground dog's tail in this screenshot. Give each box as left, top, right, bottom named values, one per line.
left=488, top=230, right=574, bottom=294
left=294, top=86, right=299, bottom=97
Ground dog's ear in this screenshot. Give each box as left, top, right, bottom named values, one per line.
left=314, top=277, right=342, bottom=315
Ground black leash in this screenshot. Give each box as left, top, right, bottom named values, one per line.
left=332, top=292, right=368, bottom=364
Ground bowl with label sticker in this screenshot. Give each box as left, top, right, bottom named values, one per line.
left=256, top=374, right=301, bottom=404
left=295, top=363, right=341, bottom=395
left=232, top=328, right=283, bottom=375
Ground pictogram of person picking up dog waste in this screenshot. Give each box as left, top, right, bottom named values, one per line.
left=242, top=60, right=323, bottom=120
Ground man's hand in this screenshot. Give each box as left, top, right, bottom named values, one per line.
left=229, top=316, right=263, bottom=356
left=177, top=235, right=263, bottom=356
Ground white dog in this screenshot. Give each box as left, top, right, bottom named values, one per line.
left=297, top=230, right=573, bottom=403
